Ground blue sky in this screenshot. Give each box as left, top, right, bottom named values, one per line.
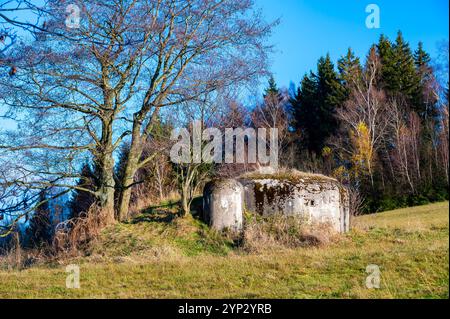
left=1, top=0, right=449, bottom=127
left=257, top=0, right=449, bottom=89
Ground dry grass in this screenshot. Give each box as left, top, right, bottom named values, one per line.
left=241, top=168, right=337, bottom=183
left=52, top=205, right=117, bottom=258
left=0, top=202, right=448, bottom=299
left=242, top=214, right=336, bottom=253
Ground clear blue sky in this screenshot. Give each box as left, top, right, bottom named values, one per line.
left=257, top=0, right=449, bottom=89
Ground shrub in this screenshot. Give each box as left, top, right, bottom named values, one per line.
left=241, top=213, right=335, bottom=253
left=53, top=205, right=108, bottom=257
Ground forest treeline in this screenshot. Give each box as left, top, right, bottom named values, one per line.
left=0, top=1, right=448, bottom=250
left=71, top=31, right=449, bottom=223
left=290, top=33, right=449, bottom=213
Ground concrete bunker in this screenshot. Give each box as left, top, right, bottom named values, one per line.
left=203, top=170, right=350, bottom=233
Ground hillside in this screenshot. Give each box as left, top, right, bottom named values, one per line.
left=0, top=202, right=448, bottom=299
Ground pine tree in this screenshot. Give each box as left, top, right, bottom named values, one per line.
left=414, top=41, right=431, bottom=68
left=377, top=32, right=427, bottom=116
left=338, top=48, right=362, bottom=85
left=377, top=34, right=395, bottom=90
left=413, top=41, right=437, bottom=119
left=27, top=191, right=53, bottom=248
left=392, top=31, right=418, bottom=98
left=292, top=54, right=345, bottom=153
left=69, top=163, right=99, bottom=219
left=292, top=73, right=318, bottom=152
left=316, top=54, right=346, bottom=147
left=264, top=75, right=279, bottom=97
left=338, top=48, right=362, bottom=98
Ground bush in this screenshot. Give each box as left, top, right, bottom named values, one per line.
left=53, top=205, right=108, bottom=257
left=241, top=213, right=335, bottom=253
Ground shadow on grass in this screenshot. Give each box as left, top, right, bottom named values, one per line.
left=128, top=196, right=204, bottom=225
left=129, top=202, right=179, bottom=224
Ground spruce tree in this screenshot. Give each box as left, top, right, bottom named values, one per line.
left=292, top=72, right=318, bottom=152
left=69, top=163, right=99, bottom=219
left=316, top=54, right=346, bottom=149
left=391, top=31, right=418, bottom=99
left=414, top=41, right=431, bottom=68
left=264, top=75, right=279, bottom=97
left=338, top=48, right=362, bottom=84
left=338, top=48, right=362, bottom=95
left=377, top=34, right=395, bottom=90
left=377, top=32, right=426, bottom=116
left=413, top=41, right=437, bottom=119
left=262, top=75, right=283, bottom=105
left=27, top=191, right=53, bottom=248
left=292, top=54, right=345, bottom=154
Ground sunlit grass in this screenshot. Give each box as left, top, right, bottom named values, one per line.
left=0, top=202, right=448, bottom=299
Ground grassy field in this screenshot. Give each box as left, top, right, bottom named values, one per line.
left=0, top=202, right=448, bottom=299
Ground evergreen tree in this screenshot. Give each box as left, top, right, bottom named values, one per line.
left=264, top=75, right=279, bottom=97
left=338, top=48, right=362, bottom=84
left=338, top=48, right=362, bottom=95
left=292, top=54, right=345, bottom=153
left=292, top=72, right=318, bottom=152
left=316, top=54, right=346, bottom=149
left=391, top=31, right=419, bottom=99
left=413, top=41, right=437, bottom=119
left=414, top=41, right=431, bottom=68
left=377, top=34, right=395, bottom=89
left=377, top=32, right=428, bottom=116
left=69, top=163, right=99, bottom=219
left=27, top=191, right=53, bottom=248
left=262, top=75, right=284, bottom=108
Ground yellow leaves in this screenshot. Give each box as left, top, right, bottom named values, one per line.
left=332, top=165, right=349, bottom=182
left=350, top=122, right=374, bottom=178
left=322, top=146, right=332, bottom=157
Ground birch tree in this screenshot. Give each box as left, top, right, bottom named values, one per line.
left=335, top=46, right=389, bottom=187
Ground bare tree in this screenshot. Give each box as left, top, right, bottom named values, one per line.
left=1, top=0, right=176, bottom=230
left=0, top=1, right=47, bottom=53
left=214, top=99, right=257, bottom=177
left=0, top=0, right=155, bottom=228
left=0, top=0, right=275, bottom=231
left=116, top=0, right=275, bottom=220
left=119, top=127, right=175, bottom=213
left=390, top=100, right=421, bottom=193
left=251, top=88, right=290, bottom=166
left=334, top=47, right=389, bottom=187
left=438, top=102, right=449, bottom=183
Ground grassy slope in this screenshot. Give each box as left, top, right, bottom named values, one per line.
left=0, top=202, right=448, bottom=299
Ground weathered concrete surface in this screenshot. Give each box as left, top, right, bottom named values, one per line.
left=202, top=171, right=350, bottom=233
left=203, top=179, right=244, bottom=232
left=239, top=177, right=349, bottom=233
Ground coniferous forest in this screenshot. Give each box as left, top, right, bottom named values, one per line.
left=289, top=32, right=449, bottom=213
left=0, top=0, right=448, bottom=301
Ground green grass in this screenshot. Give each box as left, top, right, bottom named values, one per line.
left=0, top=202, right=448, bottom=299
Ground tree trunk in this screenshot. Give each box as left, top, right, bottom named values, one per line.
left=95, top=114, right=116, bottom=225
left=181, top=184, right=191, bottom=216
left=117, top=107, right=162, bottom=221
left=157, top=171, right=164, bottom=201
left=97, top=153, right=116, bottom=225
left=117, top=121, right=143, bottom=221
